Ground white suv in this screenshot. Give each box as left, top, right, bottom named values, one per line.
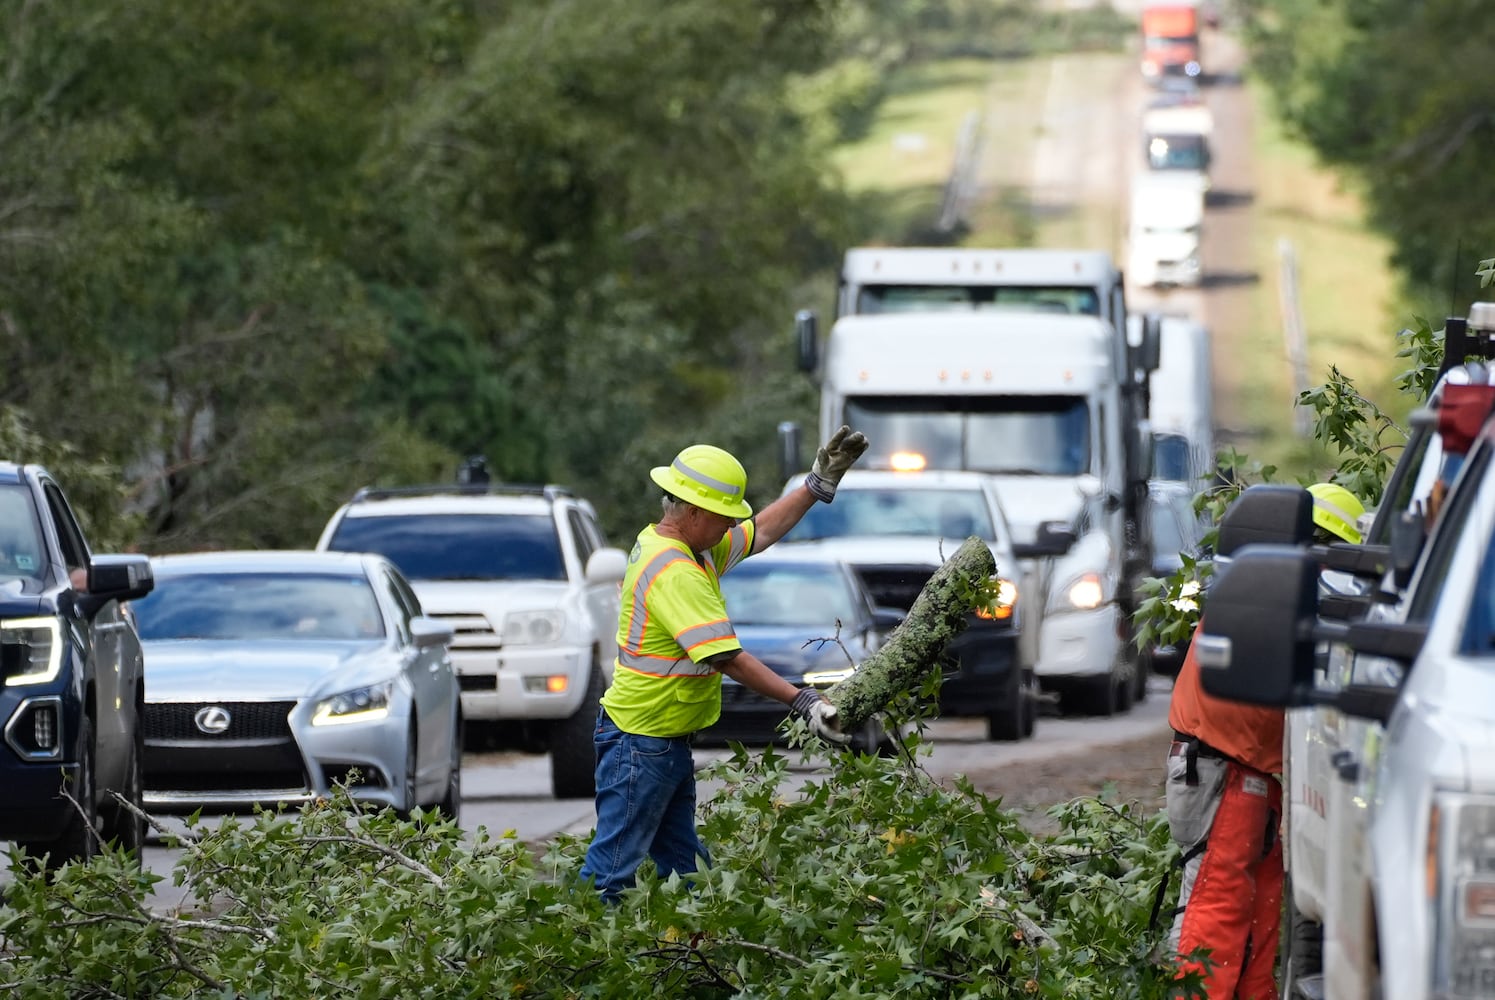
left=316, top=483, right=626, bottom=799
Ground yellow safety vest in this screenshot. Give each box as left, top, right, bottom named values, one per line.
left=600, top=522, right=755, bottom=737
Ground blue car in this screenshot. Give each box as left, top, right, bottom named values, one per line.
left=699, top=550, right=901, bottom=753
left=0, top=463, right=155, bottom=867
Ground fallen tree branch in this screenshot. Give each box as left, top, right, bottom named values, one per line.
left=827, top=536, right=995, bottom=730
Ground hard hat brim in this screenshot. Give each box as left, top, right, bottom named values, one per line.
left=650, top=465, right=753, bottom=520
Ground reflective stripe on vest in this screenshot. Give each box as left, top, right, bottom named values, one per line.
left=620, top=547, right=696, bottom=653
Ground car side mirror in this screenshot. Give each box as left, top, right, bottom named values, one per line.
left=872, top=607, right=904, bottom=632
left=1216, top=484, right=1314, bottom=557
left=410, top=615, right=454, bottom=648
left=1195, top=545, right=1319, bottom=706
left=1012, top=521, right=1076, bottom=559
left=586, top=547, right=628, bottom=584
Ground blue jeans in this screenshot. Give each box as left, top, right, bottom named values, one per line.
left=579, top=709, right=708, bottom=901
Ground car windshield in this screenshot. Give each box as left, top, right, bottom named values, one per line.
left=845, top=395, right=1090, bottom=476
left=132, top=572, right=385, bottom=641
left=0, top=485, right=45, bottom=581
left=1146, top=135, right=1207, bottom=171
left=721, top=562, right=857, bottom=627
left=786, top=487, right=996, bottom=542
left=1153, top=433, right=1192, bottom=481
left=855, top=284, right=1100, bottom=316
left=327, top=513, right=565, bottom=582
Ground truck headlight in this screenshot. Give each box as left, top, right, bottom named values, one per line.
left=504, top=610, right=565, bottom=645
left=975, top=578, right=1018, bottom=621
left=311, top=680, right=394, bottom=726
left=1050, top=573, right=1107, bottom=613
left=1429, top=793, right=1495, bottom=996
left=1, top=616, right=63, bottom=686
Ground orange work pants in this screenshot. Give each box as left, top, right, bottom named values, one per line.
left=1167, top=753, right=1284, bottom=999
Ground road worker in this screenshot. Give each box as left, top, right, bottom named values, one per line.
left=579, top=426, right=868, bottom=901
left=1163, top=481, right=1364, bottom=999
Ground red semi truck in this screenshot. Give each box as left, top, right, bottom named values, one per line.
left=1140, top=2, right=1201, bottom=83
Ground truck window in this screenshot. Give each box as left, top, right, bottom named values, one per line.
left=845, top=395, right=1089, bottom=476
left=1146, top=134, right=1207, bottom=171
left=855, top=285, right=1100, bottom=317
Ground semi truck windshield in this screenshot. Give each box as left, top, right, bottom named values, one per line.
left=845, top=395, right=1090, bottom=476
left=855, top=285, right=1100, bottom=316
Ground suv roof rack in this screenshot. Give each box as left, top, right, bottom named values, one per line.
left=349, top=483, right=575, bottom=503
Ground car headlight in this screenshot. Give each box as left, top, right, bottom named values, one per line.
left=1, top=616, right=63, bottom=686
left=1429, top=793, right=1495, bottom=996
left=975, top=577, right=1018, bottom=621
left=504, top=610, right=566, bottom=645
left=311, top=680, right=394, bottom=726
left=1050, top=572, right=1108, bottom=613
left=803, top=666, right=856, bottom=687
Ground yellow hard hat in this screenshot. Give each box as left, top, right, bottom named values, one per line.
left=1306, top=482, right=1364, bottom=545
left=651, top=444, right=752, bottom=520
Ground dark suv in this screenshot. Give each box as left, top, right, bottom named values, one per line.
left=0, top=464, right=154, bottom=866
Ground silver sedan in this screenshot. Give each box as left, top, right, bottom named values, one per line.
left=128, top=551, right=461, bottom=819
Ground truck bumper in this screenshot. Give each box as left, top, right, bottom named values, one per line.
left=936, top=622, right=1021, bottom=716
left=1035, top=604, right=1121, bottom=681
left=0, top=760, right=82, bottom=842
left=452, top=645, right=591, bottom=722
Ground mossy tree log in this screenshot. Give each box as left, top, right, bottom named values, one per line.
left=826, top=536, right=996, bottom=730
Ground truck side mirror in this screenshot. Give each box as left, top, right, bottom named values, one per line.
left=77, top=554, right=156, bottom=618
left=1195, top=545, right=1319, bottom=706
left=795, top=309, right=819, bottom=373
left=1216, top=484, right=1314, bottom=556
left=1012, top=521, right=1076, bottom=559
left=1131, top=312, right=1162, bottom=375
left=777, top=421, right=803, bottom=484
left=1388, top=511, right=1426, bottom=591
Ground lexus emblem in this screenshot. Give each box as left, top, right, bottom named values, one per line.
left=194, top=706, right=232, bottom=735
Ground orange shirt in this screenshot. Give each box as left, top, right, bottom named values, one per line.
left=1168, top=620, right=1284, bottom=775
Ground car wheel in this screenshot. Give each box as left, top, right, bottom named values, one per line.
left=397, top=724, right=419, bottom=819
left=550, top=658, right=602, bottom=800
left=100, top=724, right=145, bottom=856
left=1133, top=649, right=1152, bottom=704
left=22, top=713, right=101, bottom=869
left=1020, top=671, right=1038, bottom=739
left=986, top=668, right=1027, bottom=742
left=436, top=712, right=463, bottom=824
left=1114, top=665, right=1135, bottom=714
left=1279, top=873, right=1324, bottom=998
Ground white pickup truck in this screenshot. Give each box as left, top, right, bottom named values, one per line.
left=1195, top=305, right=1495, bottom=1000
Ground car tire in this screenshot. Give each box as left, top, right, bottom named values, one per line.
left=550, top=658, right=602, bottom=800
left=22, top=713, right=100, bottom=869
left=1020, top=671, right=1038, bottom=739
left=397, top=724, right=419, bottom=819
left=436, top=712, right=463, bottom=824
left=100, top=724, right=145, bottom=856
left=1279, top=874, right=1323, bottom=999
left=1133, top=649, right=1151, bottom=703
left=986, top=668, right=1027, bottom=742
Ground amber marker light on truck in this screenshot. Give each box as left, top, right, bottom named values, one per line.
left=975, top=578, right=1018, bottom=621
left=889, top=452, right=927, bottom=472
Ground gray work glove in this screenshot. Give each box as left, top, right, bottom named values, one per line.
left=790, top=687, right=852, bottom=745
left=804, top=425, right=870, bottom=503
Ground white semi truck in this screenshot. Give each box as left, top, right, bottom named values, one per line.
left=791, top=247, right=1159, bottom=707
left=793, top=308, right=1157, bottom=713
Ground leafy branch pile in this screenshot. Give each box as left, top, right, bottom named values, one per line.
left=0, top=745, right=1190, bottom=999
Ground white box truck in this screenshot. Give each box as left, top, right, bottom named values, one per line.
left=1126, top=172, right=1207, bottom=290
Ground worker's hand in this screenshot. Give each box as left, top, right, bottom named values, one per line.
left=805, top=425, right=870, bottom=503
left=790, top=687, right=852, bottom=745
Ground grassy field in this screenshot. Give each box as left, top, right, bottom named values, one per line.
left=830, top=47, right=1406, bottom=484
